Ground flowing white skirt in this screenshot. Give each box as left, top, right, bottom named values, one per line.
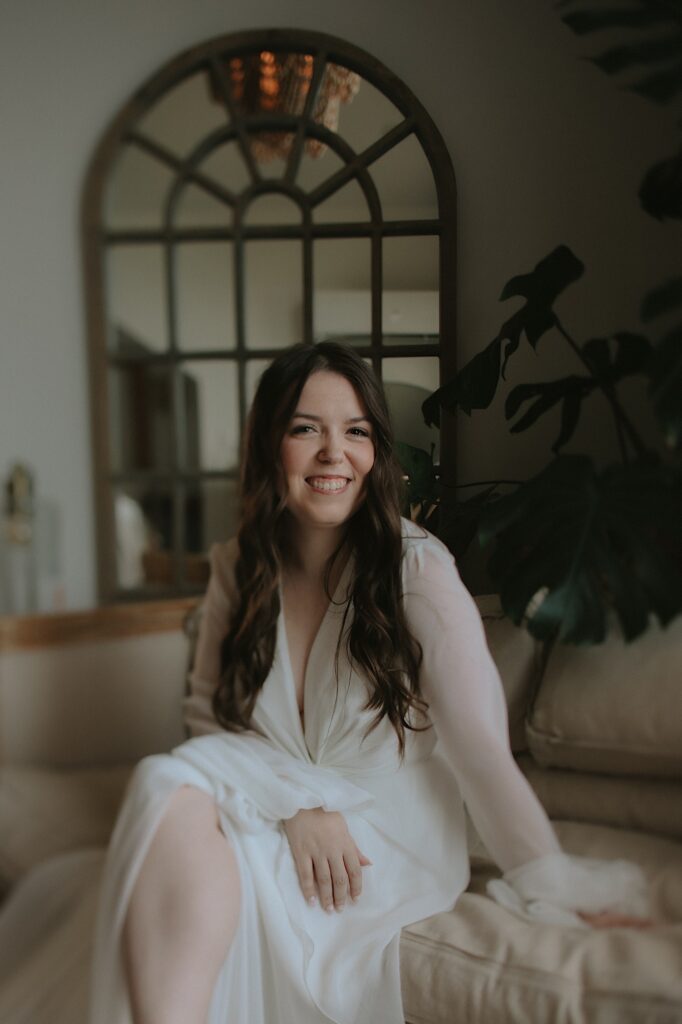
left=0, top=732, right=467, bottom=1024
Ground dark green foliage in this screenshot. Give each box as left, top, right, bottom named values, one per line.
left=641, top=276, right=682, bottom=318
left=506, top=376, right=595, bottom=452
left=642, top=280, right=682, bottom=448
left=558, top=0, right=682, bottom=220
left=437, top=485, right=502, bottom=563
left=394, top=441, right=438, bottom=512
left=423, top=247, right=584, bottom=427
left=478, top=456, right=682, bottom=643
left=639, top=145, right=682, bottom=219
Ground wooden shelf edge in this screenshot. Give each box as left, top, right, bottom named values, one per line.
left=0, top=597, right=200, bottom=652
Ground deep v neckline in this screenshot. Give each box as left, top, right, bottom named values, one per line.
left=279, top=555, right=352, bottom=744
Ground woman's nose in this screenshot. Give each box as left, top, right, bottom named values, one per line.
left=317, top=434, right=343, bottom=462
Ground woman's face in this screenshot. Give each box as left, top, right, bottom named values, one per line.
left=279, top=370, right=375, bottom=533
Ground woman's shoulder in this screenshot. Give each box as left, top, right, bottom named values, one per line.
left=399, top=517, right=456, bottom=575
left=207, top=536, right=240, bottom=601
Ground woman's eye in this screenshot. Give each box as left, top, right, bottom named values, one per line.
left=291, top=423, right=316, bottom=435
left=348, top=426, right=370, bottom=438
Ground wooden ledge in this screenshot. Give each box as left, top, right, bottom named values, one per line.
left=0, top=598, right=200, bottom=651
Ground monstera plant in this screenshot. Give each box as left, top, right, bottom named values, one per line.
left=398, top=0, right=682, bottom=645
left=399, top=246, right=682, bottom=645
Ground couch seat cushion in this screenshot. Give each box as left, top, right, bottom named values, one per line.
left=400, top=822, right=682, bottom=1024
left=0, top=765, right=132, bottom=887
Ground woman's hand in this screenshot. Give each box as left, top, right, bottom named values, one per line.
left=283, top=807, right=372, bottom=912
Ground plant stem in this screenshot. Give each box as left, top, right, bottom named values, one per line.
left=554, top=318, right=648, bottom=461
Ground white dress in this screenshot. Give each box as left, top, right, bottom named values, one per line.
left=0, top=521, right=649, bottom=1024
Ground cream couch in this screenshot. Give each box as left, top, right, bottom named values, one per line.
left=0, top=597, right=680, bottom=1023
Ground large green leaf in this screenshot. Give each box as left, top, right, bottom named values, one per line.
left=478, top=455, right=682, bottom=644
left=649, top=326, right=682, bottom=447
left=641, top=276, right=682, bottom=319
left=641, top=279, right=682, bottom=446
left=505, top=376, right=595, bottom=451
left=561, top=7, right=678, bottom=34
left=423, top=246, right=584, bottom=426
left=592, top=32, right=682, bottom=74
left=639, top=144, right=682, bottom=219
left=582, top=332, right=653, bottom=379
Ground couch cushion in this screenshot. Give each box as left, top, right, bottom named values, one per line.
left=0, top=765, right=131, bottom=886
left=0, top=631, right=188, bottom=766
left=527, top=615, right=682, bottom=777
left=475, top=595, right=538, bottom=753
left=401, top=821, right=682, bottom=1024
left=519, top=754, right=682, bottom=842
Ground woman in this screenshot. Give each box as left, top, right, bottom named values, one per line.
left=91, top=342, right=650, bottom=1024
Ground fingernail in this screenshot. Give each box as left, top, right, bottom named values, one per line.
left=335, top=904, right=345, bottom=913
left=351, top=895, right=358, bottom=903
left=307, top=896, right=316, bottom=906
left=324, top=903, right=333, bottom=913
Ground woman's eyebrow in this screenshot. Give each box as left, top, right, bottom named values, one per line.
left=291, top=413, right=371, bottom=424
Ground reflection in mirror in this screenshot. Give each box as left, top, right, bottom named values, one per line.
left=383, top=356, right=440, bottom=457
left=115, top=483, right=174, bottom=590
left=296, top=144, right=345, bottom=193
left=107, top=246, right=168, bottom=353
left=311, top=177, right=370, bottom=223
left=176, top=243, right=236, bottom=351
left=137, top=71, right=229, bottom=158
left=185, top=479, right=240, bottom=555
left=384, top=235, right=439, bottom=291
left=243, top=193, right=302, bottom=226
left=179, top=360, right=240, bottom=470
left=174, top=184, right=233, bottom=229
left=108, top=365, right=174, bottom=473
left=105, top=145, right=176, bottom=229
left=245, top=240, right=303, bottom=349
left=329, top=74, right=402, bottom=154
left=200, top=141, right=252, bottom=195
left=369, top=133, right=439, bottom=219
left=315, top=237, right=371, bottom=296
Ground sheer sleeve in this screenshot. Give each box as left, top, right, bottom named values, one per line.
left=402, top=532, right=651, bottom=925
left=183, top=539, right=238, bottom=737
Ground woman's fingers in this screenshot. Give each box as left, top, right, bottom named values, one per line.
left=293, top=853, right=317, bottom=906
left=313, top=856, right=335, bottom=913
left=329, top=855, right=349, bottom=910
left=343, top=850, right=363, bottom=903
left=354, top=842, right=372, bottom=867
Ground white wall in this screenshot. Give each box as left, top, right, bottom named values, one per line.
left=0, top=0, right=678, bottom=609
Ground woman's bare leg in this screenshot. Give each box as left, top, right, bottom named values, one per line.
left=122, top=786, right=240, bottom=1024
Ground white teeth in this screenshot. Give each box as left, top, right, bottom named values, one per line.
left=307, top=478, right=348, bottom=492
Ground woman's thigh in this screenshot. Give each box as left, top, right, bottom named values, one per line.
left=125, top=783, right=241, bottom=942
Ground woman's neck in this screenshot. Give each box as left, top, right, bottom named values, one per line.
left=284, top=521, right=347, bottom=583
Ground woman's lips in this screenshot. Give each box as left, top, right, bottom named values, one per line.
left=305, top=476, right=350, bottom=494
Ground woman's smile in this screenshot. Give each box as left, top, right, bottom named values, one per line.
left=305, top=475, right=351, bottom=494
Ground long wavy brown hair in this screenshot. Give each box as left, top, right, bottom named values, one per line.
left=212, top=342, right=427, bottom=755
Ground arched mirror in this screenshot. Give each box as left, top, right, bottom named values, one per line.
left=83, top=29, right=456, bottom=601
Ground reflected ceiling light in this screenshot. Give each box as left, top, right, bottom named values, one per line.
left=213, top=52, right=360, bottom=161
